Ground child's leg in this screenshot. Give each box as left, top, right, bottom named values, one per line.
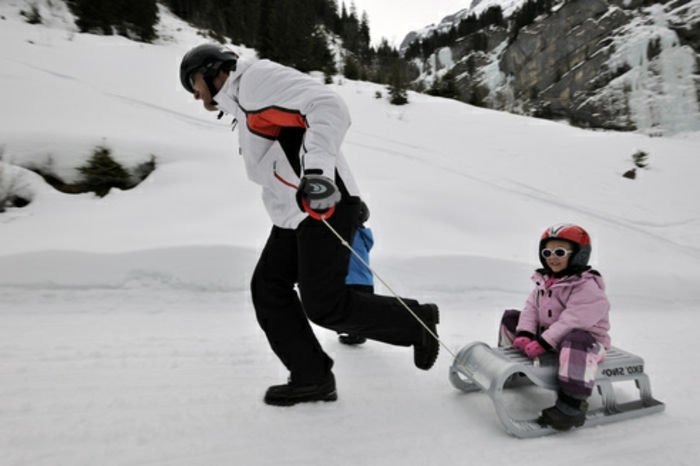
left=498, top=309, right=521, bottom=348
left=538, top=330, right=606, bottom=430
left=557, top=330, right=606, bottom=398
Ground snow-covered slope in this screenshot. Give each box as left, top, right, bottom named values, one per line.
left=2, top=2, right=700, bottom=465
left=469, top=0, right=529, bottom=17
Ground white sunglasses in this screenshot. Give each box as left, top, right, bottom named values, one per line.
left=541, top=248, right=573, bottom=258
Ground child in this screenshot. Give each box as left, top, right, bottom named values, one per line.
left=339, top=201, right=375, bottom=345
left=338, top=201, right=374, bottom=345
left=498, top=224, right=610, bottom=431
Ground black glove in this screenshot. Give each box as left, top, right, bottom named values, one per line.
left=296, top=174, right=341, bottom=213
left=358, top=200, right=370, bottom=224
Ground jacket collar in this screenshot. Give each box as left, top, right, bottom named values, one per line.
left=531, top=269, right=605, bottom=290
left=213, top=58, right=252, bottom=115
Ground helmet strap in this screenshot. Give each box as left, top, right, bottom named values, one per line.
left=204, top=75, right=219, bottom=102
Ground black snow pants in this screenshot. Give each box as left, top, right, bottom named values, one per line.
left=251, top=196, right=424, bottom=384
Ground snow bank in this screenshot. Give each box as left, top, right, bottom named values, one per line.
left=0, top=246, right=258, bottom=291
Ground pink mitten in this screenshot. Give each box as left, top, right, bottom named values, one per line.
left=512, top=336, right=532, bottom=351
left=524, top=340, right=546, bottom=359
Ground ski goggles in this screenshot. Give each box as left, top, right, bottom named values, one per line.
left=541, top=248, right=573, bottom=259
left=189, top=62, right=220, bottom=90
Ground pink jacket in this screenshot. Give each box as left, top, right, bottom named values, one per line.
left=516, top=270, right=611, bottom=350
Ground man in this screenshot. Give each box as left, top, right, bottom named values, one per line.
left=179, top=44, right=440, bottom=406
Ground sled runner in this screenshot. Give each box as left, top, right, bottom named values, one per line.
left=449, top=342, right=665, bottom=438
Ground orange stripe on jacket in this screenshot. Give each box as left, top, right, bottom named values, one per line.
left=247, top=108, right=307, bottom=139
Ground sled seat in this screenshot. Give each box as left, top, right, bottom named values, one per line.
left=449, top=342, right=665, bottom=438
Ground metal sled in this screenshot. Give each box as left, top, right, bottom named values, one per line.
left=449, top=342, right=665, bottom=438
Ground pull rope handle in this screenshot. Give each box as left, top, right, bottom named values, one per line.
left=302, top=198, right=336, bottom=220
left=318, top=216, right=458, bottom=361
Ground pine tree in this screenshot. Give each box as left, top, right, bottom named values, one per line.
left=343, top=55, right=361, bottom=80
left=118, top=0, right=158, bottom=42
left=360, top=12, right=370, bottom=49
left=315, top=0, right=338, bottom=30
left=67, top=0, right=158, bottom=42
left=427, top=71, right=458, bottom=98
left=309, top=28, right=337, bottom=74
left=510, top=0, right=551, bottom=42
left=257, top=0, right=279, bottom=61
left=388, top=65, right=408, bottom=105
left=479, top=6, right=504, bottom=28
left=287, top=0, right=318, bottom=71
left=68, top=0, right=117, bottom=36
left=77, top=146, right=132, bottom=197
left=158, top=0, right=415, bottom=92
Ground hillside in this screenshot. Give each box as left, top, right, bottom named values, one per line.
left=404, top=0, right=700, bottom=135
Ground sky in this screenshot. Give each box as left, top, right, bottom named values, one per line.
left=349, top=0, right=472, bottom=46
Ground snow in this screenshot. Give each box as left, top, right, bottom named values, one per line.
left=2, top=2, right=700, bottom=465
left=606, top=3, right=700, bottom=134
left=469, top=0, right=529, bottom=18
left=436, top=46, right=455, bottom=71
left=414, top=47, right=456, bottom=82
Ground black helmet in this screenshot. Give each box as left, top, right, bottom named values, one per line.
left=180, top=44, right=238, bottom=94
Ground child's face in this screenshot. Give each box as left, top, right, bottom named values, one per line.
left=542, top=239, right=573, bottom=273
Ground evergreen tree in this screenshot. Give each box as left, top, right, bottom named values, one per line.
left=404, top=40, right=422, bottom=60
left=341, top=5, right=361, bottom=54
left=406, top=5, right=504, bottom=60
left=427, top=71, right=458, bottom=98
left=158, top=0, right=413, bottom=91
left=510, top=0, right=552, bottom=41
left=360, top=11, right=371, bottom=49
left=315, top=0, right=338, bottom=29
left=339, top=1, right=348, bottom=32
left=343, top=55, right=361, bottom=80
left=457, top=14, right=478, bottom=37
left=257, top=0, right=278, bottom=60
left=68, top=0, right=118, bottom=36
left=294, top=1, right=322, bottom=71
left=77, top=146, right=132, bottom=197
left=67, top=0, right=158, bottom=42
left=388, top=64, right=408, bottom=105
left=479, top=5, right=504, bottom=28
left=310, top=29, right=337, bottom=75
left=118, top=0, right=158, bottom=42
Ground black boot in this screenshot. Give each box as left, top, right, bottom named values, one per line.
left=264, top=374, right=337, bottom=406
left=537, top=391, right=588, bottom=431
left=414, top=303, right=440, bottom=370
left=338, top=333, right=367, bottom=345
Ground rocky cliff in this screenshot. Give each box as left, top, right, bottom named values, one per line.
left=413, top=0, right=700, bottom=134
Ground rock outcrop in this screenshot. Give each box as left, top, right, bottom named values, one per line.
left=413, top=0, right=700, bottom=134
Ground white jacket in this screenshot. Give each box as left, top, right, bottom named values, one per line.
left=213, top=59, right=360, bottom=229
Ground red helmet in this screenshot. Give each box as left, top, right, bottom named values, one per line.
left=539, top=224, right=591, bottom=268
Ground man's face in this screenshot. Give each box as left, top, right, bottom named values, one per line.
left=191, top=72, right=218, bottom=112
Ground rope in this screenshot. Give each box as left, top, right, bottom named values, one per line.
left=319, top=215, right=459, bottom=361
